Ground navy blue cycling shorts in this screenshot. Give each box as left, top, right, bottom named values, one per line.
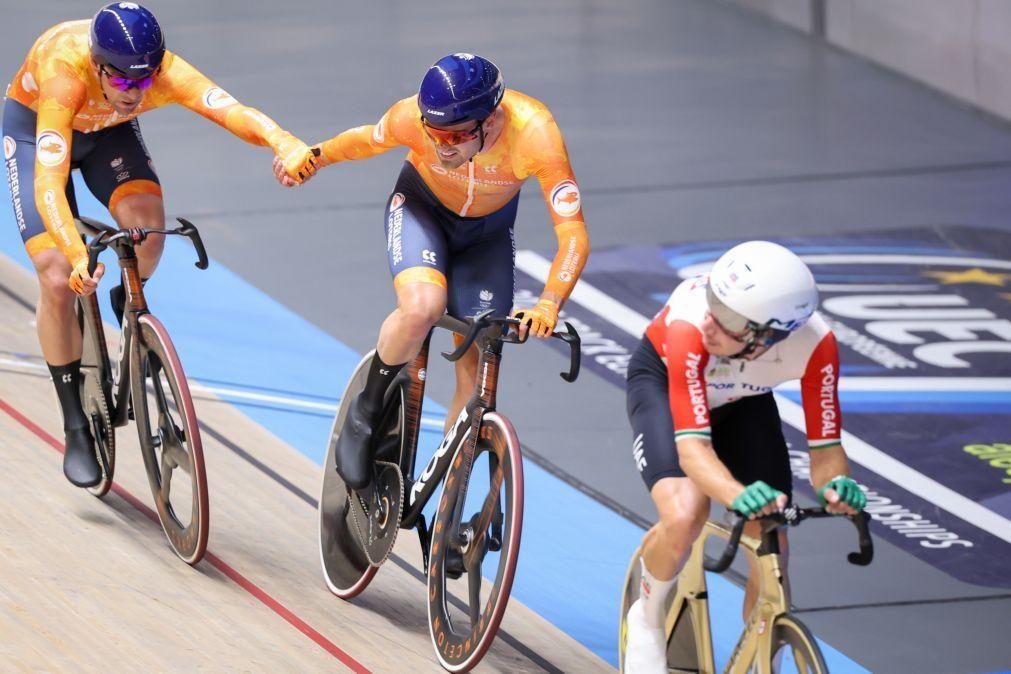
left=3, top=98, right=160, bottom=255
left=384, top=161, right=518, bottom=319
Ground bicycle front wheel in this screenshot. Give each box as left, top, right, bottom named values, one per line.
left=767, top=615, right=828, bottom=674
left=427, top=412, right=523, bottom=673
left=131, top=314, right=209, bottom=565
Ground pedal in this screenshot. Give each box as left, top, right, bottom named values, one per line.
left=348, top=460, right=403, bottom=567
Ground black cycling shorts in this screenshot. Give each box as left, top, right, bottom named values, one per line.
left=626, top=338, right=793, bottom=497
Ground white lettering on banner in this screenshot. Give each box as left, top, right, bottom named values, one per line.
left=823, top=295, right=992, bottom=321
left=819, top=364, right=837, bottom=437
left=410, top=408, right=470, bottom=506
left=788, top=450, right=973, bottom=549
left=864, top=319, right=1011, bottom=345
left=913, top=342, right=1011, bottom=369
left=820, top=316, right=918, bottom=369
left=685, top=352, right=707, bottom=425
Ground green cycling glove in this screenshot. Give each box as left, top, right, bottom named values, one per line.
left=731, top=480, right=784, bottom=517
left=817, top=475, right=866, bottom=511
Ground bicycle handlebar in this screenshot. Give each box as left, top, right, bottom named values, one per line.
left=704, top=507, right=873, bottom=574
left=85, top=217, right=209, bottom=276
left=437, top=309, right=581, bottom=382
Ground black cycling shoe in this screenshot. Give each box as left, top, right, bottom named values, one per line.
left=110, top=283, right=126, bottom=326
left=334, top=395, right=377, bottom=491
left=63, top=426, right=102, bottom=488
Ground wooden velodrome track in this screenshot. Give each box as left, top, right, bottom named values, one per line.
left=0, top=253, right=610, bottom=672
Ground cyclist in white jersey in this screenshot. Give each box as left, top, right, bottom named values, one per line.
left=623, top=241, right=867, bottom=674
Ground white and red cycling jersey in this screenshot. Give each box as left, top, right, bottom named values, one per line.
left=644, top=275, right=842, bottom=450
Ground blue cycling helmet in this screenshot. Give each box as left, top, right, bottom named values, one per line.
left=90, top=2, right=165, bottom=78
left=418, top=53, right=504, bottom=126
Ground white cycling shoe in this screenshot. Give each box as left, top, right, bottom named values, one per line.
left=624, top=598, right=668, bottom=674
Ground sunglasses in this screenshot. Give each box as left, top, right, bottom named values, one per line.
left=101, top=65, right=157, bottom=92
left=421, top=117, right=481, bottom=145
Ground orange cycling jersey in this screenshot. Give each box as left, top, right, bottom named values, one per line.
left=8, top=20, right=301, bottom=266
left=317, top=90, right=589, bottom=304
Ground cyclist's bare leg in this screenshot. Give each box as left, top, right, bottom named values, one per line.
left=31, top=248, right=81, bottom=364
left=446, top=344, right=478, bottom=432
left=642, top=476, right=710, bottom=580
left=742, top=526, right=790, bottom=619
left=377, top=281, right=447, bottom=365
left=111, top=192, right=165, bottom=278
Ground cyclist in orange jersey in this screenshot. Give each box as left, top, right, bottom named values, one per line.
left=3, top=4, right=318, bottom=488
left=277, top=53, right=589, bottom=490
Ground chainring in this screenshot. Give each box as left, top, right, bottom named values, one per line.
left=348, top=460, right=404, bottom=567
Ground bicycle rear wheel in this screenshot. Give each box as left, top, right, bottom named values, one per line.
left=131, top=314, right=209, bottom=565
left=319, top=351, right=408, bottom=598
left=767, top=615, right=827, bottom=674
left=427, top=412, right=523, bottom=673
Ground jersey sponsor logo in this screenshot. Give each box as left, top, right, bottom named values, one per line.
left=549, top=179, right=581, bottom=217
left=42, top=189, right=69, bottom=242
left=21, top=71, right=38, bottom=93
left=5, top=145, right=26, bottom=232
left=36, top=130, right=68, bottom=167
left=202, top=87, right=237, bottom=109
left=685, top=352, right=707, bottom=426
left=373, top=115, right=386, bottom=144
left=422, top=249, right=437, bottom=265
left=389, top=192, right=405, bottom=211
left=387, top=207, right=403, bottom=266
left=632, top=433, right=647, bottom=473
left=3, top=136, right=15, bottom=160
left=818, top=363, right=838, bottom=437
left=110, top=156, right=124, bottom=169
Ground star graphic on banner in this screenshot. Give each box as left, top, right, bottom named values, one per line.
left=923, top=267, right=1011, bottom=286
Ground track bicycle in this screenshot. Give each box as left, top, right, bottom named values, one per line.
left=619, top=506, right=873, bottom=673
left=75, top=216, right=210, bottom=565
left=319, top=310, right=580, bottom=672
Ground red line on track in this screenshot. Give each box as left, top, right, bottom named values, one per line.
left=0, top=397, right=369, bottom=674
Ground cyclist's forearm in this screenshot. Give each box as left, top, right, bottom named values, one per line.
left=317, top=126, right=392, bottom=165
left=540, top=220, right=588, bottom=307
left=809, top=444, right=851, bottom=492
left=34, top=173, right=87, bottom=264
left=677, top=437, right=743, bottom=506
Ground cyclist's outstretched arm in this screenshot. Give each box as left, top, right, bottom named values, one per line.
left=158, top=53, right=316, bottom=182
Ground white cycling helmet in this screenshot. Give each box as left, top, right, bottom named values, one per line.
left=706, top=241, right=818, bottom=353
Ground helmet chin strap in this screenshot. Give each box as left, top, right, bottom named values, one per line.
left=476, top=119, right=487, bottom=153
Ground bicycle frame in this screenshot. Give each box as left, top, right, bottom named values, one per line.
left=396, top=316, right=506, bottom=531
left=77, top=219, right=149, bottom=429
left=667, top=519, right=792, bottom=673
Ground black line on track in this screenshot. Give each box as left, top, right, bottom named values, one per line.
left=180, top=158, right=1011, bottom=221
left=0, top=281, right=563, bottom=673
left=793, top=592, right=1011, bottom=614
left=0, top=278, right=35, bottom=312
left=198, top=421, right=563, bottom=673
